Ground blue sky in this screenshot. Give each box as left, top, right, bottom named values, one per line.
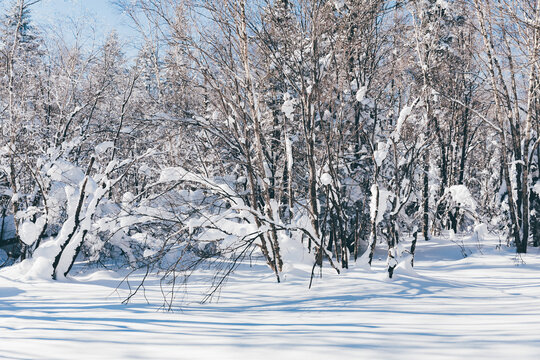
left=31, top=0, right=129, bottom=33
left=23, top=0, right=139, bottom=53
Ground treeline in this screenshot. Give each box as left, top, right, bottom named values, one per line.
left=0, top=0, right=539, bottom=284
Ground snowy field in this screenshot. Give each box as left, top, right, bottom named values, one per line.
left=1, top=235, right=540, bottom=360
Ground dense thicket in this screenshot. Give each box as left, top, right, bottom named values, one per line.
left=1, top=0, right=539, bottom=288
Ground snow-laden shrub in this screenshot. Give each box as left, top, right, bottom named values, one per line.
left=434, top=185, right=478, bottom=233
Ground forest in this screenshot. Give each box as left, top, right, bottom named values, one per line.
left=1, top=0, right=539, bottom=289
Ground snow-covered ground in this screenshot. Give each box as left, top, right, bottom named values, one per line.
left=1, top=234, right=540, bottom=359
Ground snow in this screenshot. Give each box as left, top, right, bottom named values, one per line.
left=95, top=141, right=114, bottom=154
left=333, top=0, right=345, bottom=11
left=46, top=160, right=86, bottom=184
left=2, top=236, right=540, bottom=359
left=55, top=178, right=111, bottom=280
left=474, top=223, right=489, bottom=242
left=355, top=85, right=368, bottom=102
left=320, top=172, right=332, bottom=186
left=370, top=184, right=391, bottom=225
left=285, top=136, right=293, bottom=174
left=446, top=184, right=477, bottom=212
left=19, top=216, right=46, bottom=246
left=436, top=0, right=449, bottom=9
left=373, top=141, right=389, bottom=167
left=281, top=94, right=296, bottom=120
left=392, top=102, right=415, bottom=141
left=533, top=180, right=540, bottom=196
left=158, top=167, right=238, bottom=199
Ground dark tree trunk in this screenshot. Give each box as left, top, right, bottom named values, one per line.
left=410, top=231, right=418, bottom=267
left=423, top=159, right=430, bottom=241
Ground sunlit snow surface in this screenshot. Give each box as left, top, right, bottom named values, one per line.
left=1, top=235, right=540, bottom=359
